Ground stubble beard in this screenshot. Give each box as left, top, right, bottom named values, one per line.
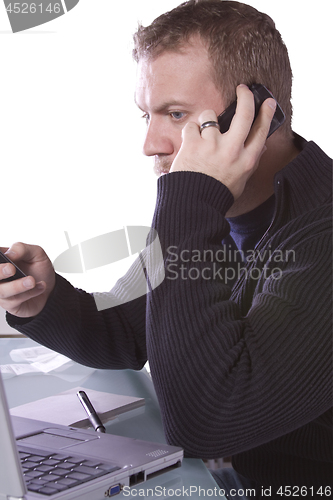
left=153, top=156, right=173, bottom=177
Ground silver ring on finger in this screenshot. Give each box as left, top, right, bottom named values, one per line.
left=199, top=120, right=220, bottom=135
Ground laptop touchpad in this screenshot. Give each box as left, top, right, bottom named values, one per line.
left=18, top=429, right=98, bottom=449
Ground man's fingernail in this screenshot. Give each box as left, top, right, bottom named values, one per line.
left=267, top=99, right=277, bottom=110
left=23, top=277, right=34, bottom=289
left=3, top=265, right=13, bottom=276
left=5, top=249, right=16, bottom=257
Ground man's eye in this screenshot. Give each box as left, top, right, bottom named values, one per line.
left=170, top=111, right=186, bottom=120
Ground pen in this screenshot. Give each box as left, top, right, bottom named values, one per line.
left=77, top=390, right=106, bottom=433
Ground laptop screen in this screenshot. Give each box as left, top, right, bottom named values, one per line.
left=0, top=371, right=27, bottom=499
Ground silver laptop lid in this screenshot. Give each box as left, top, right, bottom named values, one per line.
left=0, top=371, right=27, bottom=500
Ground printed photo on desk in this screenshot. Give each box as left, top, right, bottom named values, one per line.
left=0, top=0, right=331, bottom=498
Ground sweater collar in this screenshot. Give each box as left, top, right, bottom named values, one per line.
left=274, top=135, right=332, bottom=220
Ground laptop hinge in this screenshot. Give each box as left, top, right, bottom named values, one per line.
left=7, top=496, right=27, bottom=500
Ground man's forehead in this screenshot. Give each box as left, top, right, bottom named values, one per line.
left=136, top=41, right=212, bottom=78
left=135, top=43, right=216, bottom=106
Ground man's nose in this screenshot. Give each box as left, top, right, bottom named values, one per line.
left=142, top=120, right=174, bottom=157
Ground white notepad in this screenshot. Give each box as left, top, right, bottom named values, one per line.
left=10, top=386, right=145, bottom=428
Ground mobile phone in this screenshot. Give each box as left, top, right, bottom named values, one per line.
left=0, top=250, right=26, bottom=282
left=218, top=83, right=285, bottom=137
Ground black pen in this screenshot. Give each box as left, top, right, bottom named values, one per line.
left=77, top=390, right=106, bottom=433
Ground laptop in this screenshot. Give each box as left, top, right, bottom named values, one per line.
left=0, top=372, right=183, bottom=499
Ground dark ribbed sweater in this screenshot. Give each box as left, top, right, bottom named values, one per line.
left=8, top=139, right=332, bottom=494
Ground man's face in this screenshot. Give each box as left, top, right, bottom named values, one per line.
left=135, top=40, right=226, bottom=176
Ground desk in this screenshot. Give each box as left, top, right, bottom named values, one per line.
left=1, top=337, right=224, bottom=499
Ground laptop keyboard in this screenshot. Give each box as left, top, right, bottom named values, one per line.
left=18, top=445, right=120, bottom=496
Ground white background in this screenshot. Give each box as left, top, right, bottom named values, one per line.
left=0, top=0, right=332, bottom=295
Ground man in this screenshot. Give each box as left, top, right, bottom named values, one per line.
left=0, top=0, right=331, bottom=496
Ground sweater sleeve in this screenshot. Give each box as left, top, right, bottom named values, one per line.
left=7, top=258, right=148, bottom=371
left=145, top=171, right=332, bottom=459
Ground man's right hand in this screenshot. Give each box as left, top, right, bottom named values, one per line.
left=0, top=242, right=56, bottom=318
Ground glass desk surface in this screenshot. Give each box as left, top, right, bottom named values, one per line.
left=1, top=337, right=223, bottom=499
